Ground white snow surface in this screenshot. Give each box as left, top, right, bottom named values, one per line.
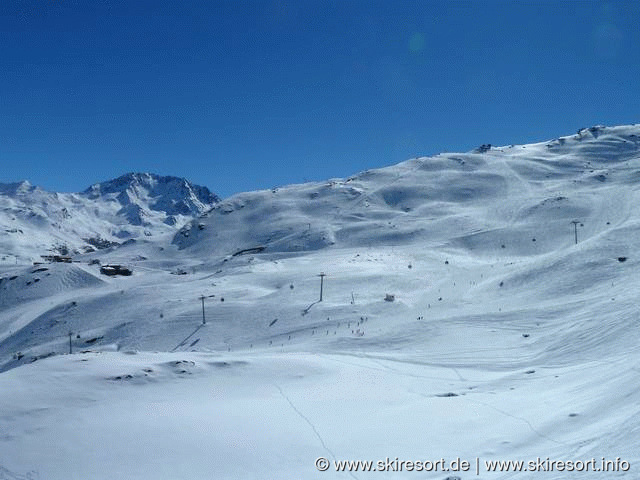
left=1, top=125, right=640, bottom=479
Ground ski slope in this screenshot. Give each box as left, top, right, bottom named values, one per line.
left=0, top=125, right=639, bottom=479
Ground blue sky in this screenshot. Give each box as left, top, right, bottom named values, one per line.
left=1, top=1, right=639, bottom=198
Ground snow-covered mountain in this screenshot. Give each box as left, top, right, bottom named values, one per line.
left=1, top=125, right=640, bottom=479
left=0, top=173, right=219, bottom=263
left=174, top=124, right=640, bottom=259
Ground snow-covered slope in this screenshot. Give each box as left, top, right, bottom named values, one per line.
left=1, top=125, right=640, bottom=479
left=0, top=173, right=219, bottom=263
left=174, top=125, right=639, bottom=259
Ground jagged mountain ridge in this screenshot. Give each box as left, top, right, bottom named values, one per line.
left=84, top=173, right=218, bottom=218
left=0, top=172, right=219, bottom=262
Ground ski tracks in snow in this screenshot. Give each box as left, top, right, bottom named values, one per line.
left=0, top=466, right=39, bottom=480
left=273, top=383, right=360, bottom=480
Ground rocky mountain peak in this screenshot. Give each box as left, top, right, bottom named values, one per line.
left=82, top=172, right=219, bottom=217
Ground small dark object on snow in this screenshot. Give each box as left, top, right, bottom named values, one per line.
left=100, top=265, right=132, bottom=276
left=618, top=257, right=627, bottom=262
left=522, top=333, right=530, bottom=338
left=41, top=255, right=72, bottom=263
left=232, top=246, right=265, bottom=256
left=269, top=318, right=278, bottom=327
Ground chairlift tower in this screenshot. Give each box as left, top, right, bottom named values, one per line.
left=318, top=272, right=326, bottom=302
left=571, top=220, right=581, bottom=244
left=200, top=295, right=206, bottom=325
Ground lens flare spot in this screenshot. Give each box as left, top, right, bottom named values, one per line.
left=409, top=32, right=425, bottom=53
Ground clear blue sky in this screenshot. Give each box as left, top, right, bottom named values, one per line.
left=1, top=1, right=639, bottom=198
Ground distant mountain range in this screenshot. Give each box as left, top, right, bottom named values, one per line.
left=0, top=173, right=219, bottom=262
left=4, top=125, right=640, bottom=265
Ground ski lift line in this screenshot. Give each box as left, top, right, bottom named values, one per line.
left=170, top=324, right=205, bottom=352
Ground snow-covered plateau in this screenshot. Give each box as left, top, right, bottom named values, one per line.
left=1, top=125, right=639, bottom=479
